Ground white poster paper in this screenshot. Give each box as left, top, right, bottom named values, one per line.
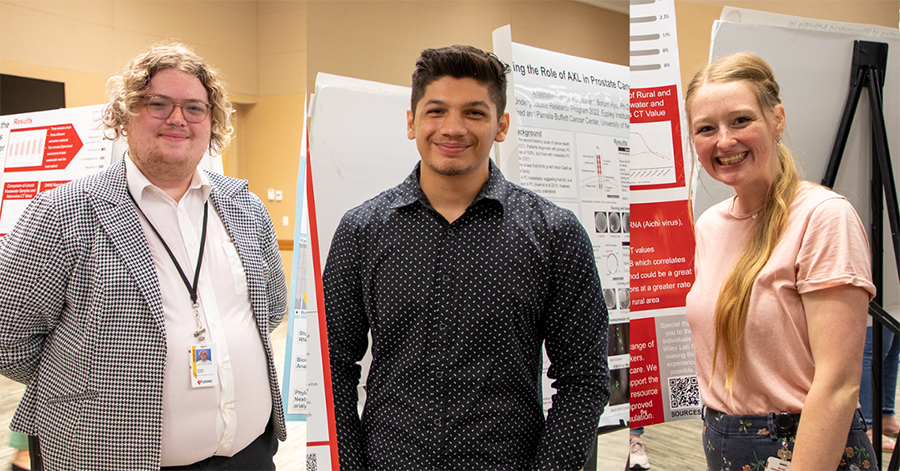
left=494, top=29, right=631, bottom=428
left=304, top=73, right=420, bottom=471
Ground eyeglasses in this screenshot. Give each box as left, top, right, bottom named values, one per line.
left=143, top=95, right=211, bottom=123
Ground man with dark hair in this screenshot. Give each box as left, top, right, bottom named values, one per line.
left=410, top=44, right=510, bottom=118
left=324, top=45, right=609, bottom=470
left=0, top=41, right=286, bottom=470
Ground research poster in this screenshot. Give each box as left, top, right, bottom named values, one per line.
left=304, top=73, right=421, bottom=471
left=281, top=97, right=311, bottom=423
left=281, top=231, right=310, bottom=420
left=628, top=0, right=700, bottom=428
left=0, top=105, right=114, bottom=235
left=493, top=29, right=630, bottom=427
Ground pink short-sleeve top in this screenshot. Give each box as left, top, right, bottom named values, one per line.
left=686, top=181, right=876, bottom=415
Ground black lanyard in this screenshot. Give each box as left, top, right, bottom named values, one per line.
left=126, top=189, right=209, bottom=307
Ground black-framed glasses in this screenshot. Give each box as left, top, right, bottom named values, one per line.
left=143, top=95, right=211, bottom=123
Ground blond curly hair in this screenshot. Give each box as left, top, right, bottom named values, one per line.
left=103, top=40, right=233, bottom=154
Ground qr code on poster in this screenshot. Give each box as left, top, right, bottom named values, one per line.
left=669, top=375, right=700, bottom=409
left=307, top=452, right=318, bottom=471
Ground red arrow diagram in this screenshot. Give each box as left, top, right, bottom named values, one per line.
left=6, top=124, right=83, bottom=172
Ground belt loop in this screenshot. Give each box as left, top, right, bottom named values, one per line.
left=701, top=405, right=707, bottom=421
left=766, top=412, right=778, bottom=441
left=857, top=408, right=867, bottom=432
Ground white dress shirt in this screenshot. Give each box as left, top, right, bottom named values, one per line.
left=125, top=155, right=271, bottom=466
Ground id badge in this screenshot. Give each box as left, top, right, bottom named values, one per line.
left=189, top=344, right=218, bottom=388
left=765, top=456, right=791, bottom=471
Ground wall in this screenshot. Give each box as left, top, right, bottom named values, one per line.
left=306, top=0, right=628, bottom=90
left=0, top=1, right=260, bottom=96
left=240, top=1, right=307, bottom=250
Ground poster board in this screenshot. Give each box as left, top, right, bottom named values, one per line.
left=627, top=0, right=700, bottom=428
left=493, top=26, right=631, bottom=428
left=281, top=95, right=311, bottom=423
left=304, top=72, right=420, bottom=470
left=702, top=9, right=900, bottom=313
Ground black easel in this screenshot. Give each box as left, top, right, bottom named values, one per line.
left=821, top=40, right=900, bottom=471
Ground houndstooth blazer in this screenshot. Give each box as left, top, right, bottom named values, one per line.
left=0, top=158, right=287, bottom=470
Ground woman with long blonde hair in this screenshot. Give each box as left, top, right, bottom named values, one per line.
left=685, top=52, right=877, bottom=470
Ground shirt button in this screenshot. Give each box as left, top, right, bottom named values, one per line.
left=439, top=322, right=447, bottom=331
left=178, top=207, right=184, bottom=213
left=201, top=278, right=207, bottom=285
left=447, top=228, right=454, bottom=235
left=434, top=418, right=441, bottom=426
left=442, top=274, right=450, bottom=282
left=436, top=371, right=443, bottom=378
left=189, top=241, right=196, bottom=247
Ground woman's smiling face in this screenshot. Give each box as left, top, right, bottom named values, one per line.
left=689, top=80, right=785, bottom=197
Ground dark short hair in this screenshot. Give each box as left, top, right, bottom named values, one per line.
left=410, top=45, right=510, bottom=119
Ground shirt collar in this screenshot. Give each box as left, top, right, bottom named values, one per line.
left=391, top=160, right=510, bottom=212
left=124, top=152, right=211, bottom=205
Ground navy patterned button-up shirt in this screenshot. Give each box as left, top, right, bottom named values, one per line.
left=323, top=162, right=609, bottom=470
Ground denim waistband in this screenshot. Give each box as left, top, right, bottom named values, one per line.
left=702, top=407, right=867, bottom=440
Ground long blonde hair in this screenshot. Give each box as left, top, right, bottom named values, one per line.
left=685, top=53, right=799, bottom=394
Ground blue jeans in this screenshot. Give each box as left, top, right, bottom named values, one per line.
left=702, top=407, right=875, bottom=471
left=860, top=325, right=900, bottom=426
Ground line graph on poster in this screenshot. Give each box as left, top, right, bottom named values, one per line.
left=630, top=122, right=676, bottom=186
